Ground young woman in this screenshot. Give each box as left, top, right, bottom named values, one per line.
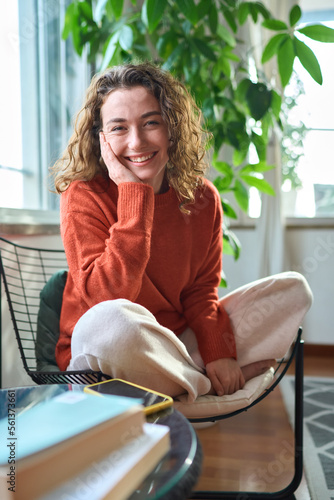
left=52, top=62, right=312, bottom=402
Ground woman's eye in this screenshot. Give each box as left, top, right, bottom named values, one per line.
left=103, top=127, right=125, bottom=135
left=111, top=126, right=126, bottom=132
left=145, top=120, right=159, bottom=126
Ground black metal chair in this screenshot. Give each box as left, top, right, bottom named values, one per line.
left=0, top=236, right=304, bottom=499
left=0, top=236, right=108, bottom=385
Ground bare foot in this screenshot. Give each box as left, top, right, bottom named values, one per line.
left=241, top=359, right=275, bottom=382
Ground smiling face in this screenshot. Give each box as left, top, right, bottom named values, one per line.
left=100, top=86, right=170, bottom=193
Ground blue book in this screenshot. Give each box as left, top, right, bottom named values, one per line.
left=0, top=391, right=145, bottom=500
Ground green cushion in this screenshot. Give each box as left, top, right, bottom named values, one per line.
left=35, top=270, right=67, bottom=371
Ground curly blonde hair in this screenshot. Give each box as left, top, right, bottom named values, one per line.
left=52, top=62, right=211, bottom=211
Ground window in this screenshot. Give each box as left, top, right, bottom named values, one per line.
left=282, top=5, right=334, bottom=218
left=0, top=0, right=89, bottom=213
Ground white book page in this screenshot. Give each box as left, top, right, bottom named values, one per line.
left=40, top=424, right=170, bottom=500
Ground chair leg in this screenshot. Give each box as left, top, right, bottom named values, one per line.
left=190, top=339, right=304, bottom=500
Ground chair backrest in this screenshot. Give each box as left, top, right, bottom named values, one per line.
left=0, top=237, right=106, bottom=385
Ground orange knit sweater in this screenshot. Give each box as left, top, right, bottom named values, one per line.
left=56, top=176, right=236, bottom=371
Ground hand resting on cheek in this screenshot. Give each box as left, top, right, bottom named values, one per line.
left=99, top=132, right=142, bottom=185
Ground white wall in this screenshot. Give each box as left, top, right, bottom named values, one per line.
left=285, top=228, right=334, bottom=345
left=221, top=227, right=334, bottom=346
left=1, top=228, right=333, bottom=388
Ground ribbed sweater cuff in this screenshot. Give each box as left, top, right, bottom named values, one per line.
left=200, top=327, right=237, bottom=365
left=196, top=306, right=237, bottom=365
left=117, top=183, right=154, bottom=222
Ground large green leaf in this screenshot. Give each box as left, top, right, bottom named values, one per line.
left=294, top=36, right=323, bottom=85
left=78, top=1, right=93, bottom=19
left=220, top=275, right=228, bottom=288
left=249, top=3, right=259, bottom=23
left=262, top=19, right=288, bottom=31
left=156, top=31, right=178, bottom=58
left=110, top=0, right=124, bottom=20
left=217, top=55, right=231, bottom=77
left=297, top=24, right=334, bottom=43
left=202, top=97, right=215, bottom=120
left=289, top=5, right=302, bottom=27
left=222, top=8, right=237, bottom=33
left=233, top=133, right=250, bottom=166
left=221, top=199, right=238, bottom=219
left=254, top=2, right=271, bottom=21
left=208, top=3, right=218, bottom=34
left=235, top=78, right=252, bottom=102
left=212, top=160, right=233, bottom=176
left=142, top=0, right=167, bottom=33
left=62, top=3, right=78, bottom=40
left=226, top=125, right=241, bottom=149
left=238, top=2, right=249, bottom=25
left=250, top=133, right=267, bottom=162
left=72, top=24, right=84, bottom=56
left=240, top=162, right=275, bottom=174
left=278, top=36, right=295, bottom=87
left=262, top=33, right=289, bottom=63
left=234, top=179, right=249, bottom=212
left=192, top=38, right=217, bottom=61
left=270, top=90, right=282, bottom=119
left=177, top=0, right=198, bottom=25
left=222, top=47, right=240, bottom=62
left=260, top=112, right=274, bottom=143
left=246, top=82, right=272, bottom=121
left=197, top=0, right=211, bottom=19
left=119, top=25, right=133, bottom=51
left=217, top=24, right=236, bottom=47
left=223, top=229, right=241, bottom=260
left=214, top=175, right=233, bottom=192
left=101, top=32, right=120, bottom=70
left=213, top=123, right=226, bottom=152
left=162, top=41, right=187, bottom=70
left=240, top=174, right=275, bottom=195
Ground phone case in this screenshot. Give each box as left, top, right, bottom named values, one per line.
left=84, top=379, right=173, bottom=415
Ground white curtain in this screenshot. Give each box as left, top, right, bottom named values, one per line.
left=249, top=0, right=298, bottom=277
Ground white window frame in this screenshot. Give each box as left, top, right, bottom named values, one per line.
left=0, top=0, right=90, bottom=234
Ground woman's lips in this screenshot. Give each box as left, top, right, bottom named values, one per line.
left=125, top=152, right=157, bottom=163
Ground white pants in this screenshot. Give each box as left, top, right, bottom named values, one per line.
left=68, top=272, right=313, bottom=402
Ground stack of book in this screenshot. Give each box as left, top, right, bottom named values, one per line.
left=0, top=391, right=170, bottom=500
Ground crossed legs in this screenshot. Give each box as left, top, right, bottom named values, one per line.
left=67, top=271, right=313, bottom=402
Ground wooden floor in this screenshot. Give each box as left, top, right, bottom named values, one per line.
left=193, top=354, right=334, bottom=498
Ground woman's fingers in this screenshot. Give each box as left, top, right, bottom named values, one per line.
left=99, top=133, right=140, bottom=185
left=206, top=358, right=245, bottom=396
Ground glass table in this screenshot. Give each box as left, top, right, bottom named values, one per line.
left=0, top=385, right=202, bottom=500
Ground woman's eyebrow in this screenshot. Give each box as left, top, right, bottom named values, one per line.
left=141, top=111, right=162, bottom=118
left=105, top=117, right=126, bottom=125
left=105, top=110, right=161, bottom=126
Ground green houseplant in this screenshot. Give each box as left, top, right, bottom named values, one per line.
left=62, top=0, right=334, bottom=283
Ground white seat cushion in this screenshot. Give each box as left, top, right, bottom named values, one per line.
left=174, top=367, right=274, bottom=419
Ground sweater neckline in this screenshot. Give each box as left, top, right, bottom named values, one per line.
left=154, top=186, right=177, bottom=207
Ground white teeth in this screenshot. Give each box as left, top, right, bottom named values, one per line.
left=128, top=153, right=154, bottom=163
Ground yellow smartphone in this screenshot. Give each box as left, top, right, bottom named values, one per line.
left=84, top=378, right=173, bottom=415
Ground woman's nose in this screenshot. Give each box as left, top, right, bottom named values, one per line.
left=128, top=127, right=146, bottom=150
